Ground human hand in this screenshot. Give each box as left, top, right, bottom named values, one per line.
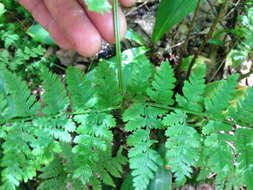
left=17, top=0, right=135, bottom=56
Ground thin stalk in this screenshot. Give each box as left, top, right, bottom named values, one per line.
left=176, top=0, right=202, bottom=74
left=0, top=106, right=120, bottom=126
left=144, top=102, right=244, bottom=127
left=239, top=68, right=253, bottom=81
left=113, top=0, right=124, bottom=97
left=186, top=0, right=229, bottom=80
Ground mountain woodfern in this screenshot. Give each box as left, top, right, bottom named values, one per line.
left=0, top=48, right=252, bottom=190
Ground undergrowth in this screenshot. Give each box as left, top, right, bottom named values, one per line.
left=0, top=0, right=253, bottom=190
left=0, top=47, right=253, bottom=189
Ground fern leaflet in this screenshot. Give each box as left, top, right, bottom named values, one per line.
left=204, top=74, right=239, bottom=117
left=176, top=64, right=206, bottom=112
left=163, top=110, right=201, bottom=184
left=127, top=129, right=163, bottom=190
left=147, top=61, right=176, bottom=105
left=94, top=61, right=122, bottom=108
left=40, top=66, right=69, bottom=115
left=66, top=66, right=95, bottom=110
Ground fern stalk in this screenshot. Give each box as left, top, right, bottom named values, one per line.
left=113, top=0, right=124, bottom=98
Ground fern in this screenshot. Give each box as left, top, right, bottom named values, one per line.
left=163, top=110, right=201, bottom=185
left=176, top=64, right=206, bottom=112
left=1, top=46, right=253, bottom=190
left=123, top=104, right=166, bottom=131
left=229, top=87, right=253, bottom=125
left=127, top=129, right=163, bottom=190
left=147, top=61, right=176, bottom=105
left=1, top=123, right=38, bottom=190
left=126, top=55, right=154, bottom=99
left=94, top=61, right=122, bottom=108
left=234, top=128, right=253, bottom=189
left=66, top=66, right=94, bottom=110
left=0, top=65, right=40, bottom=119
left=37, top=157, right=67, bottom=190
left=84, top=0, right=111, bottom=14
left=204, top=74, right=239, bottom=118
left=40, top=66, right=69, bottom=115
left=70, top=113, right=126, bottom=189
left=201, top=120, right=235, bottom=188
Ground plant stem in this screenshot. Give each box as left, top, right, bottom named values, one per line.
left=176, top=0, right=202, bottom=74
left=186, top=0, right=229, bottom=80
left=113, top=0, right=124, bottom=97
left=0, top=106, right=120, bottom=126
left=239, top=68, right=253, bottom=81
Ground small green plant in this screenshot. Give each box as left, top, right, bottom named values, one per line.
left=229, top=6, right=253, bottom=68
left=0, top=0, right=253, bottom=190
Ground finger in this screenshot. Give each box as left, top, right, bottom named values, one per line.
left=17, top=0, right=73, bottom=49
left=44, top=0, right=102, bottom=56
left=79, top=0, right=127, bottom=43
left=119, top=0, right=135, bottom=7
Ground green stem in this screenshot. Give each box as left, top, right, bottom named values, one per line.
left=113, top=0, right=124, bottom=97
left=0, top=106, right=119, bottom=126
left=144, top=102, right=244, bottom=127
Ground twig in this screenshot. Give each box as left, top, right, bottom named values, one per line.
left=113, top=0, right=124, bottom=97
left=176, top=0, right=202, bottom=74
left=186, top=0, right=230, bottom=80
left=239, top=68, right=253, bottom=81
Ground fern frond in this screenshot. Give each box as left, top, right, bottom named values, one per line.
left=229, top=87, right=253, bottom=126
left=204, top=74, right=239, bottom=117
left=234, top=128, right=253, bottom=189
left=0, top=123, right=37, bottom=190
left=123, top=104, right=166, bottom=131
left=0, top=65, right=40, bottom=119
left=71, top=113, right=125, bottom=188
left=147, top=61, right=176, bottom=105
left=163, top=110, right=201, bottom=184
left=66, top=66, right=94, bottom=110
left=0, top=93, right=11, bottom=123
left=201, top=120, right=235, bottom=187
left=33, top=115, right=76, bottom=143
left=94, top=61, right=122, bottom=108
left=126, top=55, right=154, bottom=99
left=176, top=64, right=206, bottom=112
left=38, top=157, right=67, bottom=190
left=40, top=66, right=69, bottom=115
left=127, top=129, right=162, bottom=190
left=84, top=0, right=111, bottom=14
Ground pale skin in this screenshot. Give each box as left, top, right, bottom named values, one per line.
left=17, top=0, right=135, bottom=56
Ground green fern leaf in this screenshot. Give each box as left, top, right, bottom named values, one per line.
left=94, top=61, right=122, bottom=108
left=33, top=115, right=76, bottom=143
left=66, top=66, right=94, bottom=110
left=123, top=104, right=166, bottom=131
left=234, top=128, right=253, bottom=189
left=176, top=64, right=206, bottom=112
left=0, top=123, right=37, bottom=190
left=204, top=74, right=239, bottom=117
left=126, top=55, right=154, bottom=99
left=147, top=61, right=176, bottom=105
left=230, top=87, right=253, bottom=125
left=163, top=110, right=201, bottom=184
left=202, top=121, right=235, bottom=187
left=127, top=129, right=163, bottom=190
left=84, top=0, right=111, bottom=14
left=40, top=66, right=69, bottom=115
left=0, top=93, right=11, bottom=123
left=71, top=113, right=124, bottom=188
left=0, top=65, right=40, bottom=119
left=38, top=157, right=67, bottom=190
